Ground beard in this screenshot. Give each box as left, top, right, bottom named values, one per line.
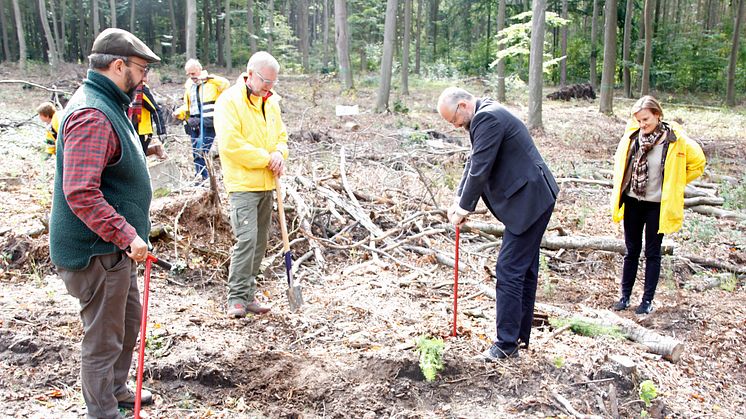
left=124, top=68, right=141, bottom=96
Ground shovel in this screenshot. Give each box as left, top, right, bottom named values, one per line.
left=275, top=176, right=303, bottom=311
left=134, top=253, right=172, bottom=419
left=452, top=226, right=460, bottom=337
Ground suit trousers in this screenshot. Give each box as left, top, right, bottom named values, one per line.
left=494, top=204, right=554, bottom=351
left=59, top=252, right=141, bottom=419
left=227, top=191, right=273, bottom=306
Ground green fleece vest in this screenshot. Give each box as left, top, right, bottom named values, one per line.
left=50, top=70, right=151, bottom=270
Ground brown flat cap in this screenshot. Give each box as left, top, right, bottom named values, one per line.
left=91, top=28, right=161, bottom=63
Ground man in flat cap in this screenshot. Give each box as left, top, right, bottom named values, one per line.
left=49, top=28, right=159, bottom=418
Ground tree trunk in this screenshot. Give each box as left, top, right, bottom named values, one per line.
left=401, top=0, right=411, bottom=95
left=589, top=0, right=599, bottom=90
left=559, top=0, right=568, bottom=86
left=298, top=0, right=309, bottom=71
left=244, top=0, right=256, bottom=55
left=726, top=0, right=745, bottom=107
left=622, top=0, right=633, bottom=98
left=496, top=0, right=506, bottom=101
left=224, top=0, right=231, bottom=72
left=38, top=0, right=59, bottom=66
left=430, top=0, right=438, bottom=58
left=599, top=0, right=617, bottom=114
left=186, top=0, right=197, bottom=59
left=169, top=0, right=179, bottom=54
left=51, top=0, right=62, bottom=56
left=334, top=0, right=353, bottom=89
left=1, top=0, right=12, bottom=61
left=11, top=0, right=25, bottom=69
left=528, top=0, right=546, bottom=130
left=109, top=0, right=115, bottom=27
left=322, top=0, right=329, bottom=68
left=129, top=0, right=135, bottom=30
left=641, top=0, right=654, bottom=96
left=414, top=0, right=422, bottom=74
left=267, top=0, right=273, bottom=53
left=92, top=0, right=99, bottom=36
left=202, top=0, right=210, bottom=63
left=375, top=0, right=398, bottom=112
left=216, top=2, right=224, bottom=66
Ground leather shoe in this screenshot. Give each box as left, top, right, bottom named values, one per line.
left=481, top=343, right=519, bottom=362
left=246, top=300, right=270, bottom=314
left=116, top=388, right=153, bottom=408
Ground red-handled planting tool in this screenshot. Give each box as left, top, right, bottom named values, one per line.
left=135, top=253, right=171, bottom=419
left=452, top=226, right=460, bottom=337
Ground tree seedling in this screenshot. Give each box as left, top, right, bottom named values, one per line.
left=415, top=335, right=445, bottom=382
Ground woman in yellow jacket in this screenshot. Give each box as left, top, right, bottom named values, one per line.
left=610, top=96, right=706, bottom=314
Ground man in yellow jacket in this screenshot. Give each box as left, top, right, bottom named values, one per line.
left=215, top=51, right=288, bottom=317
left=36, top=102, right=60, bottom=156
left=174, top=59, right=229, bottom=181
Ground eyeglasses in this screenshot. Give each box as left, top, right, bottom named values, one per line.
left=255, top=71, right=279, bottom=86
left=128, top=60, right=150, bottom=75
left=449, top=103, right=461, bottom=124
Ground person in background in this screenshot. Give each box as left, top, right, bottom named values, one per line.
left=438, top=87, right=559, bottom=362
left=610, top=95, right=706, bottom=315
left=36, top=101, right=60, bottom=156
left=129, top=73, right=167, bottom=159
left=49, top=28, right=159, bottom=418
left=214, top=51, right=287, bottom=318
left=173, top=59, right=229, bottom=181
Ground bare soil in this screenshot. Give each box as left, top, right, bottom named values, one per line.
left=0, top=63, right=745, bottom=418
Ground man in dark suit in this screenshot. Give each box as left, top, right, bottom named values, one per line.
left=438, top=87, right=559, bottom=361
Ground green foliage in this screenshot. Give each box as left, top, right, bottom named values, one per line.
left=684, top=217, right=717, bottom=244
left=393, top=99, right=410, bottom=114
left=721, top=176, right=746, bottom=210
left=553, top=356, right=565, bottom=369
left=719, top=273, right=738, bottom=292
left=415, top=335, right=445, bottom=382
left=491, top=11, right=570, bottom=75
left=639, top=380, right=658, bottom=408
left=549, top=318, right=626, bottom=339
left=153, top=187, right=171, bottom=199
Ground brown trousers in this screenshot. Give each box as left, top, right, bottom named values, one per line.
left=59, top=252, right=141, bottom=419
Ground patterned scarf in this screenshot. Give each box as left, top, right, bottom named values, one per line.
left=630, top=123, right=666, bottom=196
left=128, top=85, right=144, bottom=124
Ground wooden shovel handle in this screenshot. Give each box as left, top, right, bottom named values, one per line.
left=275, top=176, right=290, bottom=253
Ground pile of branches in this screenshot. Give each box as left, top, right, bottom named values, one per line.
left=546, top=83, right=596, bottom=101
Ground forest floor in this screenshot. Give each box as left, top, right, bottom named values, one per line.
left=0, top=62, right=745, bottom=419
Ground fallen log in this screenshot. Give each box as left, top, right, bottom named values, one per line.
left=683, top=196, right=724, bottom=207
left=461, top=221, right=674, bottom=256
left=477, top=293, right=685, bottom=362
left=688, top=205, right=746, bottom=221
left=403, top=245, right=466, bottom=272
left=555, top=177, right=717, bottom=200
left=679, top=254, right=746, bottom=275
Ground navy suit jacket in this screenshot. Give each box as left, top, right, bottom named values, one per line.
left=457, top=99, right=559, bottom=235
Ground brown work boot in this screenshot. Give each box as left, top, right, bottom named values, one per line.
left=227, top=302, right=247, bottom=318
left=245, top=300, right=271, bottom=314
left=116, top=388, right=153, bottom=408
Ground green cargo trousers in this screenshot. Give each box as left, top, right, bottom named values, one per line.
left=59, top=252, right=140, bottom=419
left=227, top=191, right=273, bottom=306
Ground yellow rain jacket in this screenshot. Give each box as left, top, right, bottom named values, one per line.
left=174, top=74, right=230, bottom=121
left=214, top=77, right=288, bottom=193
left=611, top=119, right=706, bottom=234
left=45, top=111, right=60, bottom=155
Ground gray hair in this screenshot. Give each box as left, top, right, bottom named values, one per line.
left=88, top=53, right=128, bottom=70
left=184, top=58, right=202, bottom=72
left=437, top=87, right=474, bottom=109
left=247, top=51, right=280, bottom=73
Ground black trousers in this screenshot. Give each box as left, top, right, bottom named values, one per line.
left=494, top=204, right=554, bottom=351
left=621, top=195, right=664, bottom=302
